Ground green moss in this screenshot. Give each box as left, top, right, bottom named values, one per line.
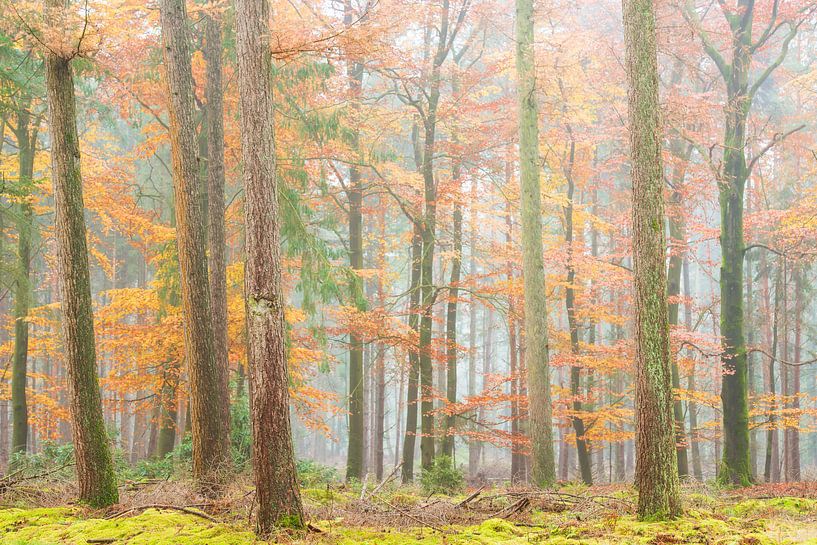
left=0, top=507, right=262, bottom=545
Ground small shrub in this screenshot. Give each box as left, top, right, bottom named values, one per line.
left=421, top=455, right=464, bottom=495
left=296, top=459, right=340, bottom=487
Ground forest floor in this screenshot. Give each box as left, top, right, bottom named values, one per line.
left=3, top=480, right=817, bottom=544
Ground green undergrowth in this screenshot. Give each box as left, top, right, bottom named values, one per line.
left=4, top=492, right=817, bottom=544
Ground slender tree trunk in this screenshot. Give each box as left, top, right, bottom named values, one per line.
left=515, top=0, right=555, bottom=488
left=44, top=12, right=118, bottom=505
left=623, top=0, right=680, bottom=519
left=442, top=192, right=462, bottom=458
left=765, top=261, right=781, bottom=482
left=159, top=0, right=230, bottom=492
left=467, top=191, right=480, bottom=478
left=683, top=259, right=703, bottom=481
left=666, top=136, right=691, bottom=479
left=235, top=0, right=304, bottom=531
left=344, top=0, right=367, bottom=482
left=562, top=146, right=592, bottom=485
left=401, top=225, right=422, bottom=483
left=204, top=8, right=231, bottom=436
left=10, top=109, right=35, bottom=462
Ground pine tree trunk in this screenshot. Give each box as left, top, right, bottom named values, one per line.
left=204, top=10, right=232, bottom=436
left=235, top=0, right=304, bottom=531
left=515, top=0, right=555, bottom=488
left=44, top=17, right=118, bottom=506
left=622, top=0, right=680, bottom=519
left=159, top=0, right=230, bottom=492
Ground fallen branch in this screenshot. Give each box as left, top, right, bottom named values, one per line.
left=456, top=485, right=485, bottom=507
left=366, top=463, right=403, bottom=500
left=370, top=493, right=448, bottom=533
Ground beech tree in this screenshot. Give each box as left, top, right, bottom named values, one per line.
left=515, top=0, right=556, bottom=488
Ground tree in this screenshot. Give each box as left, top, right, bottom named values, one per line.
left=344, top=0, right=366, bottom=483
left=681, top=0, right=812, bottom=486
left=44, top=0, right=118, bottom=507
left=622, top=0, right=681, bottom=519
left=515, top=0, right=555, bottom=488
left=159, top=0, right=230, bottom=492
left=204, top=4, right=231, bottom=435
left=10, top=104, right=36, bottom=461
left=235, top=0, right=304, bottom=532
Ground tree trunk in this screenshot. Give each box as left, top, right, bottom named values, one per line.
left=44, top=14, right=118, bottom=506
left=666, top=135, right=691, bottom=479
left=235, top=0, right=304, bottom=531
left=344, top=0, right=366, bottom=481
left=10, top=109, right=35, bottom=462
left=159, top=0, right=230, bottom=492
left=204, top=8, right=232, bottom=437
left=401, top=224, right=422, bottom=483
left=623, top=0, right=680, bottom=519
left=683, top=259, right=703, bottom=481
left=562, top=144, right=592, bottom=486
left=515, top=0, right=555, bottom=488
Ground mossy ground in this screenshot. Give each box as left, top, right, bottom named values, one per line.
left=3, top=487, right=817, bottom=544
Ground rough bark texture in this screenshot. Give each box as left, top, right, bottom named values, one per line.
left=515, top=0, right=556, bottom=488
left=159, top=0, right=230, bottom=492
left=622, top=0, right=681, bottom=520
left=235, top=0, right=305, bottom=532
left=44, top=19, right=118, bottom=506
left=204, top=10, right=232, bottom=435
left=10, top=109, right=35, bottom=461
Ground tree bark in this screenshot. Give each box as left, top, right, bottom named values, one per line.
left=204, top=8, right=231, bottom=437
left=344, top=0, right=366, bottom=481
left=235, top=0, right=304, bottom=531
left=515, top=0, right=555, bottom=488
left=44, top=10, right=118, bottom=505
left=10, top=108, right=35, bottom=462
left=623, top=0, right=681, bottom=519
left=159, top=0, right=230, bottom=492
left=401, top=224, right=422, bottom=483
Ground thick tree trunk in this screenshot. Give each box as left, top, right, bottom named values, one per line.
left=235, top=0, right=304, bottom=531
left=515, top=0, right=555, bottom=488
left=159, top=0, right=230, bottom=492
left=44, top=18, right=118, bottom=506
left=10, top=110, right=35, bottom=461
left=204, top=10, right=231, bottom=435
left=622, top=0, right=680, bottom=519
